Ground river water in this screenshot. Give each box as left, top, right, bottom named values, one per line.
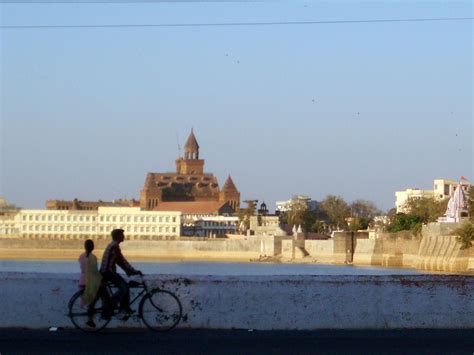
left=0, top=260, right=426, bottom=276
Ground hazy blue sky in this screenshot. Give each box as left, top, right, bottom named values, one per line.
left=1, top=1, right=472, bottom=211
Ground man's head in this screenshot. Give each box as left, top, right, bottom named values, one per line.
left=111, top=229, right=125, bottom=243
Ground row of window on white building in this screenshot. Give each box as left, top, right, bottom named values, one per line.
left=21, top=225, right=177, bottom=234
left=21, top=214, right=176, bottom=224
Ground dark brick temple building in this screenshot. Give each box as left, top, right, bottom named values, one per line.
left=47, top=129, right=240, bottom=215
left=140, top=129, right=240, bottom=212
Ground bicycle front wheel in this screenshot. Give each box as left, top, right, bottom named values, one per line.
left=68, top=290, right=110, bottom=333
left=139, top=289, right=182, bottom=332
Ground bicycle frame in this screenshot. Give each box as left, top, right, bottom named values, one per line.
left=105, top=275, right=158, bottom=311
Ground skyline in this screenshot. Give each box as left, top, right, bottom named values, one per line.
left=1, top=126, right=470, bottom=212
left=1, top=1, right=473, bottom=211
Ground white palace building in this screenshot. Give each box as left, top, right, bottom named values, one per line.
left=0, top=205, right=239, bottom=239
left=0, top=207, right=182, bottom=239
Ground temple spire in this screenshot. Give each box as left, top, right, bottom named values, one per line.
left=222, top=175, right=238, bottom=191
left=184, top=128, right=200, bottom=160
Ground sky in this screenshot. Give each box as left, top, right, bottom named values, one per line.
left=0, top=0, right=472, bottom=212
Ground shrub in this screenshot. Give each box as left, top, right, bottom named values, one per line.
left=453, top=221, right=474, bottom=250
left=387, top=213, right=423, bottom=235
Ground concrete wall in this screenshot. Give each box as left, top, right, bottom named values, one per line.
left=422, top=222, right=463, bottom=238
left=353, top=224, right=474, bottom=273
left=1, top=273, right=473, bottom=329
left=304, top=240, right=334, bottom=263
left=415, top=235, right=473, bottom=272
left=0, top=236, right=282, bottom=261
left=281, top=240, right=295, bottom=259
left=379, top=231, right=421, bottom=268
left=353, top=239, right=383, bottom=266
left=333, top=232, right=369, bottom=264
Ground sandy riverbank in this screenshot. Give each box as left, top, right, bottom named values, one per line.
left=0, top=248, right=254, bottom=263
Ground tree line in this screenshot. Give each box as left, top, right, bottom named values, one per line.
left=238, top=186, right=473, bottom=240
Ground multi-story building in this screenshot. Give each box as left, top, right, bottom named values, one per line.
left=276, top=195, right=318, bottom=213
left=46, top=198, right=139, bottom=211
left=0, top=207, right=181, bottom=239
left=188, top=216, right=239, bottom=237
left=395, top=178, right=471, bottom=213
left=0, top=211, right=18, bottom=236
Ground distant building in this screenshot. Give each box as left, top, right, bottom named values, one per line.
left=249, top=215, right=280, bottom=236
left=46, top=198, right=139, bottom=211
left=0, top=207, right=181, bottom=239
left=185, top=216, right=239, bottom=237
left=395, top=178, right=471, bottom=213
left=45, top=128, right=241, bottom=217
left=140, top=129, right=240, bottom=212
left=276, top=195, right=319, bottom=213
left=0, top=197, right=18, bottom=211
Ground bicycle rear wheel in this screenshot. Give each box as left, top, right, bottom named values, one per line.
left=139, top=289, right=182, bottom=332
left=68, top=290, right=110, bottom=332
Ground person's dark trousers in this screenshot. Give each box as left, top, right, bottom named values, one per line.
left=87, top=285, right=110, bottom=317
left=102, top=271, right=131, bottom=311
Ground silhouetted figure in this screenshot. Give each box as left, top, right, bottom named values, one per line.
left=78, top=239, right=105, bottom=327
left=100, top=229, right=142, bottom=319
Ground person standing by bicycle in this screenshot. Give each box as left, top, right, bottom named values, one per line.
left=100, top=229, right=142, bottom=319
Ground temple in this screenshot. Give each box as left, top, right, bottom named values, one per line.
left=140, top=129, right=240, bottom=212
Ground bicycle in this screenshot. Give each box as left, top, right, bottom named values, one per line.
left=68, top=274, right=182, bottom=332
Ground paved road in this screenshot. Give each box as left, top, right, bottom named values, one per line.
left=1, top=329, right=473, bottom=354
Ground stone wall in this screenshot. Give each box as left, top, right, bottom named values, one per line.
left=0, top=236, right=282, bottom=261
left=352, top=239, right=382, bottom=265
left=304, top=240, right=334, bottom=263
left=1, top=273, right=473, bottom=329
left=352, top=224, right=474, bottom=273
left=333, top=232, right=369, bottom=264
left=415, top=235, right=473, bottom=272
left=379, top=231, right=421, bottom=268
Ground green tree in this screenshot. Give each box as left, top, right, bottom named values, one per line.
left=347, top=200, right=381, bottom=230
left=386, top=197, right=447, bottom=235
left=351, top=200, right=381, bottom=222
left=283, top=197, right=321, bottom=232
left=285, top=197, right=309, bottom=228
left=319, top=195, right=350, bottom=229
left=453, top=221, right=474, bottom=250
left=311, top=220, right=328, bottom=233
left=347, top=217, right=368, bottom=232
left=403, top=197, right=448, bottom=224
left=386, top=213, right=423, bottom=234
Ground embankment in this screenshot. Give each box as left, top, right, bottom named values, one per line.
left=0, top=237, right=280, bottom=261
left=1, top=273, right=473, bottom=329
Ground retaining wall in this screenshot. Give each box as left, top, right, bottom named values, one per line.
left=304, top=240, right=334, bottom=263
left=0, top=237, right=281, bottom=261
left=416, top=235, right=473, bottom=272
left=353, top=226, right=474, bottom=273
left=1, top=273, right=473, bottom=329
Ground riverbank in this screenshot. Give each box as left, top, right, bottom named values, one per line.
left=0, top=248, right=253, bottom=262
left=1, top=222, right=473, bottom=274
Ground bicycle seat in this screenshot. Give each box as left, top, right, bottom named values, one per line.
left=128, top=280, right=142, bottom=288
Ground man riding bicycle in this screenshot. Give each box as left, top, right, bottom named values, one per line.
left=100, top=229, right=142, bottom=319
